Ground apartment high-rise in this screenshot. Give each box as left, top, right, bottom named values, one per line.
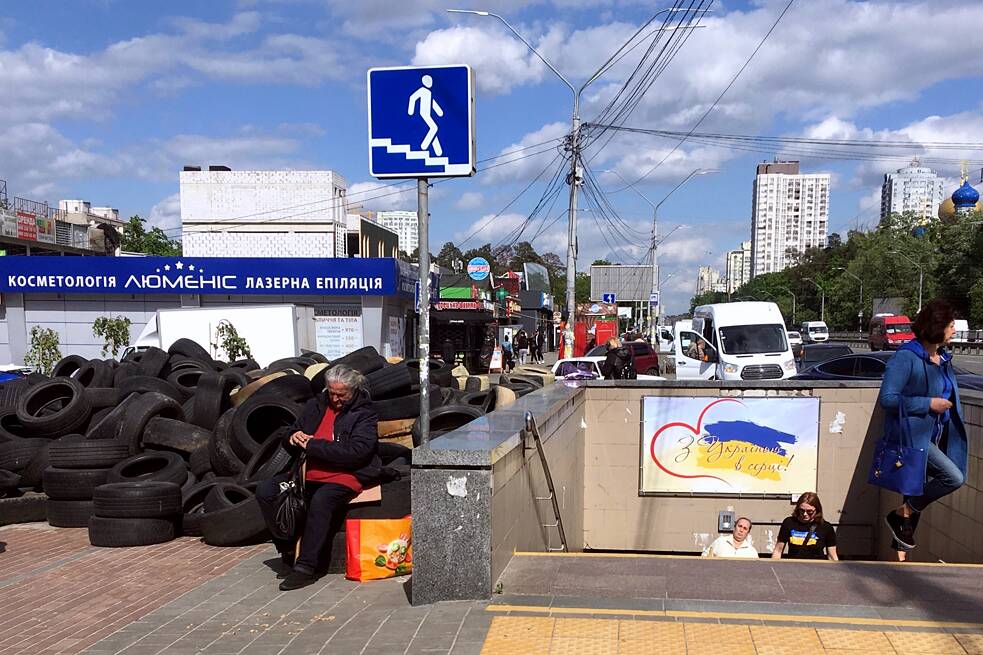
left=750, top=160, right=830, bottom=277
left=696, top=266, right=726, bottom=295
left=725, top=240, right=752, bottom=294
left=376, top=210, right=419, bottom=255
left=880, top=159, right=945, bottom=224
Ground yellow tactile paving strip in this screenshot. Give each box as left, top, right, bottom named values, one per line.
left=480, top=616, right=983, bottom=655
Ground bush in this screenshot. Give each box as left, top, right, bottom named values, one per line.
left=92, top=316, right=132, bottom=358
left=214, top=320, right=252, bottom=361
left=25, top=326, right=62, bottom=375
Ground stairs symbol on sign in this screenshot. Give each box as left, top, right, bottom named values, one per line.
left=370, top=138, right=449, bottom=168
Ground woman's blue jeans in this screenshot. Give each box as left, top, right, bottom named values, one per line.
left=904, top=443, right=965, bottom=513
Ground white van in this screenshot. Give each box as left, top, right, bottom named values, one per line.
left=675, top=302, right=797, bottom=380
left=800, top=321, right=829, bottom=343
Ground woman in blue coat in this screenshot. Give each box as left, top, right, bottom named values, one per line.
left=878, top=299, right=967, bottom=557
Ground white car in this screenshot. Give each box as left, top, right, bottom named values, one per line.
left=550, top=357, right=664, bottom=381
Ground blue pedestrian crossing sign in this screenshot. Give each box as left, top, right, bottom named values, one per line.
left=367, top=65, right=476, bottom=179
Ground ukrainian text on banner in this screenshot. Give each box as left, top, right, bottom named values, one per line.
left=0, top=257, right=413, bottom=296
left=640, top=396, right=820, bottom=496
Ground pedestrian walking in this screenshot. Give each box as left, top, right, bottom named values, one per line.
left=878, top=300, right=967, bottom=559
left=532, top=327, right=543, bottom=363
left=515, top=329, right=529, bottom=365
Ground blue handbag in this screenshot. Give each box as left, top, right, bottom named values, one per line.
left=867, top=401, right=927, bottom=496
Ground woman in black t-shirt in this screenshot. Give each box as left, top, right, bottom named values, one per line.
left=771, top=492, right=838, bottom=561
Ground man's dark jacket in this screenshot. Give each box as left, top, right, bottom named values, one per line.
left=280, top=389, right=382, bottom=486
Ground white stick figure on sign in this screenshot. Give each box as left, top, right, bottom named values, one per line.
left=408, top=74, right=444, bottom=157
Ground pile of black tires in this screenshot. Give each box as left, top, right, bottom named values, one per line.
left=0, top=340, right=550, bottom=549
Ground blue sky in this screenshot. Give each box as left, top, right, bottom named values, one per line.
left=2, top=0, right=982, bottom=313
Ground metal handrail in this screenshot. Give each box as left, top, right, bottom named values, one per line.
left=524, top=411, right=568, bottom=553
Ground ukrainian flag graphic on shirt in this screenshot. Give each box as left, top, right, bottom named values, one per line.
left=789, top=529, right=818, bottom=546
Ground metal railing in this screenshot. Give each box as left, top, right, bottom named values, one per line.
left=827, top=332, right=983, bottom=356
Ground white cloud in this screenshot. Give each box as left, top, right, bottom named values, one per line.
left=658, top=235, right=714, bottom=265
left=147, top=193, right=181, bottom=232
left=454, top=191, right=484, bottom=210
left=453, top=212, right=527, bottom=245
left=480, top=121, right=567, bottom=185
left=347, top=181, right=416, bottom=212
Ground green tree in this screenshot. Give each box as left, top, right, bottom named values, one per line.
left=592, top=259, right=612, bottom=266
left=575, top=271, right=591, bottom=303
left=24, top=326, right=61, bottom=375
left=92, top=316, right=132, bottom=358
left=122, top=215, right=182, bottom=256
left=435, top=242, right=464, bottom=270
left=213, top=320, right=252, bottom=361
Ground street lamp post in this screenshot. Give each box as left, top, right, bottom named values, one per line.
left=803, top=277, right=826, bottom=323
left=603, top=168, right=713, bottom=344
left=887, top=250, right=924, bottom=313
left=776, top=286, right=796, bottom=325
left=449, top=7, right=706, bottom=358
left=833, top=267, right=863, bottom=334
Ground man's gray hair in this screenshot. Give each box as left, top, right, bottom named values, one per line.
left=324, top=364, right=368, bottom=395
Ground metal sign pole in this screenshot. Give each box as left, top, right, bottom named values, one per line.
left=417, top=178, right=431, bottom=445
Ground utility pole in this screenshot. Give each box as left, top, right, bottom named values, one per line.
left=448, top=7, right=706, bottom=358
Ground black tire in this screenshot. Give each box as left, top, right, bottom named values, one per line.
left=47, top=499, right=96, bottom=527
left=203, top=481, right=254, bottom=514
left=250, top=374, right=314, bottom=405
left=43, top=467, right=111, bottom=500
left=164, top=354, right=210, bottom=375
left=167, top=338, right=213, bottom=364
left=74, top=360, right=114, bottom=388
left=48, top=439, right=130, bottom=469
left=15, top=378, right=91, bottom=438
left=18, top=440, right=52, bottom=490
left=190, top=373, right=235, bottom=430
left=26, top=372, right=49, bottom=386
left=88, top=515, right=177, bottom=547
left=0, top=468, right=21, bottom=492
left=218, top=367, right=249, bottom=388
left=137, top=347, right=170, bottom=378
left=85, top=392, right=142, bottom=441
left=238, top=434, right=293, bottom=484
left=0, top=380, right=29, bottom=414
left=507, top=374, right=545, bottom=389
left=461, top=391, right=495, bottom=413
left=411, top=404, right=485, bottom=447
left=200, top=495, right=268, bottom=546
left=107, top=451, right=187, bottom=485
left=333, top=346, right=386, bottom=375
left=230, top=398, right=301, bottom=462
left=51, top=355, right=88, bottom=379
left=367, top=364, right=414, bottom=399
left=92, top=481, right=182, bottom=519
left=207, top=409, right=244, bottom=477
left=143, top=417, right=212, bottom=456
left=405, top=359, right=453, bottom=388
left=189, top=445, right=212, bottom=477
left=371, top=385, right=441, bottom=421
left=267, top=357, right=314, bottom=374
left=0, top=493, right=47, bottom=525
left=501, top=380, right=538, bottom=397
left=166, top=369, right=205, bottom=400
left=116, top=392, right=185, bottom=454
left=301, top=350, right=329, bottom=364
left=84, top=387, right=119, bottom=409
left=0, top=408, right=29, bottom=441
left=117, top=376, right=183, bottom=404
left=112, top=363, right=141, bottom=386
left=180, top=479, right=226, bottom=537
left=0, top=438, right=49, bottom=472
left=229, top=358, right=260, bottom=372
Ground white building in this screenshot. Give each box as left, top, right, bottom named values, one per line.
left=180, top=168, right=348, bottom=258
left=879, top=159, right=945, bottom=224
left=750, top=160, right=829, bottom=277
left=725, top=240, right=752, bottom=294
left=376, top=210, right=419, bottom=255
left=696, top=266, right=725, bottom=295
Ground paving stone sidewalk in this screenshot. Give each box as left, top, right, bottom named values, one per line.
left=0, top=523, right=491, bottom=655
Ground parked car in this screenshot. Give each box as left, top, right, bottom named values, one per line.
left=787, top=331, right=804, bottom=359
left=800, top=321, right=830, bottom=343
left=0, top=364, right=31, bottom=384
left=791, top=351, right=983, bottom=390
left=551, top=357, right=664, bottom=381
left=869, top=314, right=914, bottom=351
left=797, top=344, right=853, bottom=371
left=586, top=341, right=661, bottom=375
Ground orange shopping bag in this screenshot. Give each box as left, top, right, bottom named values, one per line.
left=345, top=516, right=412, bottom=581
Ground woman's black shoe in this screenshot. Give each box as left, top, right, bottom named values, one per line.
left=885, top=510, right=916, bottom=549
left=279, top=571, right=317, bottom=591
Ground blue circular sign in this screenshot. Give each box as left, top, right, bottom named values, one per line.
left=467, top=257, right=491, bottom=281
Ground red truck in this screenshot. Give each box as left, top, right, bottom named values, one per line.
left=869, top=314, right=914, bottom=351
